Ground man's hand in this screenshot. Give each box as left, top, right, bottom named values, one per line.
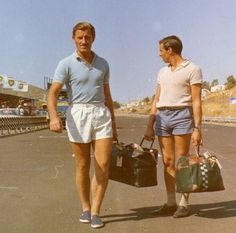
left=144, top=127, right=155, bottom=141
left=191, top=128, right=202, bottom=146
left=49, top=116, right=63, bottom=133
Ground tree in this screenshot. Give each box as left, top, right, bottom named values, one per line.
left=113, top=101, right=121, bottom=109
left=211, top=79, right=219, bottom=87
left=142, top=97, right=150, bottom=103
left=225, top=75, right=236, bottom=90
left=202, top=81, right=210, bottom=90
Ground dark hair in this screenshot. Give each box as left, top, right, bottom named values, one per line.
left=159, top=35, right=183, bottom=54
left=72, top=22, right=96, bottom=40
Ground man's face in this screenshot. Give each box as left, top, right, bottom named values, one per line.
left=159, top=43, right=171, bottom=63
left=73, top=29, right=94, bottom=54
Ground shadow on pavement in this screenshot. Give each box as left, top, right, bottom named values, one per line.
left=102, top=200, right=236, bottom=223
left=102, top=213, right=150, bottom=224
left=192, top=200, right=236, bottom=219
left=101, top=206, right=171, bottom=224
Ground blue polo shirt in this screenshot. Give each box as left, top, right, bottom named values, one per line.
left=53, top=52, right=110, bottom=104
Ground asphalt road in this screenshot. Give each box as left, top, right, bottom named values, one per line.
left=0, top=114, right=236, bottom=233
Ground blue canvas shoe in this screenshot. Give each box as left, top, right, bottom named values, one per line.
left=79, top=210, right=91, bottom=223
left=91, top=215, right=104, bottom=229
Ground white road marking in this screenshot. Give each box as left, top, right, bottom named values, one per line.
left=39, top=135, right=67, bottom=138
left=0, top=186, right=19, bottom=190
left=51, top=164, right=64, bottom=179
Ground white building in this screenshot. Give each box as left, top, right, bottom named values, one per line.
left=210, top=84, right=225, bottom=92
left=201, top=89, right=210, bottom=99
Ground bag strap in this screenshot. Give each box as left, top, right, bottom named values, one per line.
left=193, top=145, right=200, bottom=157
left=140, top=137, right=154, bottom=149
left=114, top=139, right=119, bottom=144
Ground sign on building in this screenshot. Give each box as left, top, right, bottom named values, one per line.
left=229, top=97, right=236, bottom=104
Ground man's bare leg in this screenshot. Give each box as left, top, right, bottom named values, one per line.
left=91, top=138, right=113, bottom=215
left=158, top=136, right=177, bottom=206
left=71, top=142, right=91, bottom=212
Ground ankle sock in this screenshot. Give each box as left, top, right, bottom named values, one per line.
left=179, top=193, right=190, bottom=207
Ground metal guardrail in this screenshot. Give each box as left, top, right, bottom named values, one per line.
left=203, top=116, right=236, bottom=124
left=0, top=116, right=48, bottom=137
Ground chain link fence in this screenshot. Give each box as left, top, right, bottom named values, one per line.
left=0, top=116, right=48, bottom=137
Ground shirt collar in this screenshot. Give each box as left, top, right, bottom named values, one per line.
left=168, top=59, right=190, bottom=71
left=73, top=51, right=97, bottom=63
left=180, top=59, right=190, bottom=67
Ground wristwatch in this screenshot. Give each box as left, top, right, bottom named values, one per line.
left=194, top=126, right=201, bottom=131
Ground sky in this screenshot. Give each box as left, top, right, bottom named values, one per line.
left=1, top=0, right=236, bottom=103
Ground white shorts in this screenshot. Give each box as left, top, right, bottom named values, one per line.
left=66, top=103, right=113, bottom=143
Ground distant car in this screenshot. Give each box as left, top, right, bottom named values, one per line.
left=0, top=108, right=20, bottom=117
left=46, top=105, right=68, bottom=129
left=35, top=109, right=48, bottom=116
left=57, top=105, right=68, bottom=129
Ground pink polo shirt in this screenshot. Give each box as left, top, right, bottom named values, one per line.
left=156, top=60, right=202, bottom=108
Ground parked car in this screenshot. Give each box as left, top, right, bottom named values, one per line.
left=0, top=108, right=20, bottom=117
left=35, top=109, right=48, bottom=116
left=45, top=104, right=68, bottom=129
left=56, top=105, right=68, bottom=128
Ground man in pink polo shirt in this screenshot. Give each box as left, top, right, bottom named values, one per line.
left=145, top=35, right=202, bottom=218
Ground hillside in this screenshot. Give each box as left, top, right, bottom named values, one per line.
left=116, top=87, right=236, bottom=117
left=202, top=87, right=236, bottom=117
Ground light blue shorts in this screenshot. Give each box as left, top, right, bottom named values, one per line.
left=155, top=107, right=194, bottom=136
left=66, top=103, right=113, bottom=143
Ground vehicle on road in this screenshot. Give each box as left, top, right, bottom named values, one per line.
left=0, top=108, right=20, bottom=117
left=56, top=101, right=69, bottom=128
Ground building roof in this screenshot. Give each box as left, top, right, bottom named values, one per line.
left=0, top=84, right=46, bottom=106
left=0, top=84, right=46, bottom=100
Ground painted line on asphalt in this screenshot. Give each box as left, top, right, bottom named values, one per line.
left=0, top=186, right=19, bottom=190
left=39, top=135, right=67, bottom=138
left=51, top=164, right=64, bottom=179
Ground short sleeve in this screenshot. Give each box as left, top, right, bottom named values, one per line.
left=190, top=66, right=202, bottom=85
left=157, top=67, right=165, bottom=85
left=53, top=60, right=69, bottom=84
left=156, top=72, right=160, bottom=85
left=103, top=61, right=110, bottom=84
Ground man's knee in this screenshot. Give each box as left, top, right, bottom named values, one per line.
left=163, top=156, right=175, bottom=168
left=76, top=158, right=90, bottom=173
left=95, top=162, right=110, bottom=180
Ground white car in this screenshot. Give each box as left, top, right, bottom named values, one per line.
left=0, top=108, right=21, bottom=117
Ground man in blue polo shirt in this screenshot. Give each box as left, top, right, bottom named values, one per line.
left=47, top=22, right=117, bottom=229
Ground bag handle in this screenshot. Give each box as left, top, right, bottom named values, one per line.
left=192, top=145, right=200, bottom=157
left=140, top=137, right=154, bottom=149
left=140, top=137, right=158, bottom=163
left=113, top=139, right=119, bottom=143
